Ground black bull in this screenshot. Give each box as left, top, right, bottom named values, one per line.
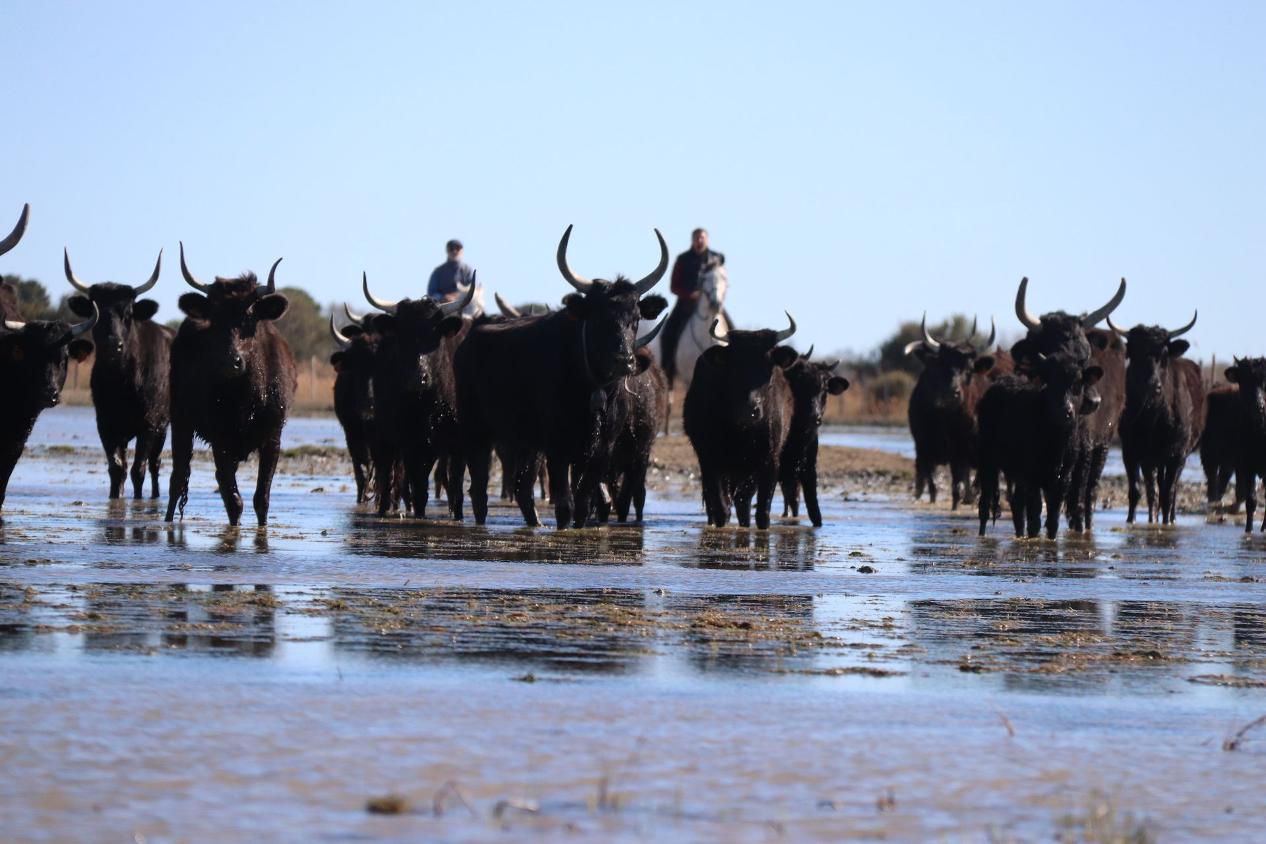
left=329, top=306, right=377, bottom=504
left=452, top=226, right=668, bottom=529
left=1010, top=276, right=1127, bottom=532
left=63, top=248, right=174, bottom=499
left=1111, top=315, right=1205, bottom=525
left=165, top=245, right=298, bottom=526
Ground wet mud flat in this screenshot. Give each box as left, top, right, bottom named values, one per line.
left=3, top=440, right=1266, bottom=840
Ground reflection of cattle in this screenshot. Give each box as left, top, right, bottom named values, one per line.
left=329, top=306, right=378, bottom=503
left=1223, top=358, right=1266, bottom=533
left=1010, top=277, right=1127, bottom=531
left=976, top=354, right=1104, bottom=538
left=1109, top=315, right=1205, bottom=524
left=1201, top=385, right=1240, bottom=512
left=63, top=249, right=174, bottom=499
left=779, top=348, right=849, bottom=526
left=165, top=245, right=298, bottom=526
left=906, top=316, right=1012, bottom=509
left=597, top=343, right=668, bottom=523
left=453, top=227, right=668, bottom=528
left=684, top=316, right=798, bottom=529
left=361, top=275, right=472, bottom=517
left=0, top=204, right=31, bottom=321
left=0, top=310, right=97, bottom=512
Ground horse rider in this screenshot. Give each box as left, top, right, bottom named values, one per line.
left=427, top=238, right=484, bottom=316
left=661, top=227, right=725, bottom=383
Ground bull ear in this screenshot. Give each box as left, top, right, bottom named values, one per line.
left=251, top=293, right=289, bottom=321
left=439, top=315, right=464, bottom=337
left=330, top=351, right=345, bottom=370
left=178, top=293, right=211, bottom=320
left=1225, top=366, right=1239, bottom=384
left=771, top=345, right=799, bottom=369
left=341, top=324, right=365, bottom=339
left=373, top=314, right=397, bottom=334
left=1168, top=339, right=1190, bottom=358
left=638, top=294, right=668, bottom=320
left=1088, top=332, right=1109, bottom=351
left=68, top=338, right=94, bottom=362
left=701, top=345, right=727, bottom=368
left=972, top=355, right=995, bottom=374
left=1083, top=365, right=1104, bottom=386
left=562, top=293, right=588, bottom=319
left=827, top=376, right=850, bottom=395
left=1010, top=338, right=1032, bottom=363
left=911, top=346, right=931, bottom=363
left=67, top=295, right=95, bottom=318
left=133, top=299, right=160, bottom=321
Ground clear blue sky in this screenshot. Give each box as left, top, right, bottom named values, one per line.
left=3, top=1, right=1262, bottom=362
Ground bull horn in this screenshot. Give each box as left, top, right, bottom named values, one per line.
left=62, top=248, right=93, bottom=293
left=1081, top=277, right=1127, bottom=328
left=632, top=228, right=669, bottom=294
left=920, top=312, right=941, bottom=350
left=0, top=204, right=30, bottom=257
left=343, top=302, right=365, bottom=326
left=3, top=319, right=25, bottom=330
left=133, top=249, right=162, bottom=295
left=1105, top=314, right=1127, bottom=339
left=1015, top=276, right=1041, bottom=329
left=709, top=318, right=729, bottom=344
left=362, top=271, right=397, bottom=313
left=179, top=242, right=210, bottom=292
left=1169, top=310, right=1197, bottom=339
left=329, top=313, right=352, bottom=348
left=70, top=301, right=98, bottom=338
left=802, top=344, right=814, bottom=360
left=556, top=224, right=592, bottom=291
left=973, top=317, right=996, bottom=353
left=636, top=315, right=667, bottom=348
left=773, top=311, right=797, bottom=344
left=495, top=292, right=521, bottom=318
left=266, top=257, right=282, bottom=293
left=966, top=315, right=978, bottom=342
left=439, top=270, right=475, bottom=316
left=903, top=340, right=923, bottom=357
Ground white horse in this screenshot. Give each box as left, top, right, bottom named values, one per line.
left=655, top=261, right=730, bottom=432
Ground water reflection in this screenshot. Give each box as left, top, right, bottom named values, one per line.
left=342, top=518, right=646, bottom=566
left=689, top=528, right=818, bottom=571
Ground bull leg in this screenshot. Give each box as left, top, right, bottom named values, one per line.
left=780, top=464, right=800, bottom=519
left=801, top=466, right=823, bottom=528
left=1158, top=462, right=1175, bottom=526
left=1083, top=446, right=1108, bottom=531
left=915, top=455, right=936, bottom=503
left=433, top=455, right=448, bottom=503
left=211, top=446, right=244, bottom=526
left=497, top=448, right=514, bottom=501
left=977, top=464, right=998, bottom=537
left=467, top=445, right=492, bottom=526
left=951, top=460, right=973, bottom=511
left=1009, top=480, right=1026, bottom=537
left=593, top=481, right=613, bottom=525
left=539, top=463, right=549, bottom=501
left=616, top=457, right=649, bottom=522
left=103, top=439, right=126, bottom=500
left=1168, top=461, right=1185, bottom=524
left=510, top=451, right=540, bottom=527
left=1236, top=464, right=1255, bottom=534
left=148, top=427, right=166, bottom=499
left=165, top=419, right=194, bottom=523
left=0, top=439, right=26, bottom=514
left=700, top=467, right=725, bottom=527
left=348, top=436, right=369, bottom=503
left=1064, top=452, right=1087, bottom=532
left=1033, top=483, right=1050, bottom=539
left=548, top=454, right=574, bottom=529
left=252, top=438, right=281, bottom=526
left=733, top=478, right=754, bottom=528
left=130, top=434, right=151, bottom=500
left=755, top=465, right=776, bottom=530
left=1124, top=454, right=1140, bottom=524
left=446, top=451, right=465, bottom=520
left=1143, top=466, right=1157, bottom=524
left=633, top=472, right=648, bottom=522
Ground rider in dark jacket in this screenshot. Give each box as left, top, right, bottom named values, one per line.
left=661, top=227, right=724, bottom=382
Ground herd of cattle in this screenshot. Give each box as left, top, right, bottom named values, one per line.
left=0, top=200, right=1262, bottom=538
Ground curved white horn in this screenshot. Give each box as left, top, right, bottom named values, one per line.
left=903, top=340, right=923, bottom=357
left=632, top=228, right=669, bottom=294
left=362, top=271, right=397, bottom=313
left=63, top=247, right=93, bottom=293
left=179, top=242, right=210, bottom=292
left=132, top=249, right=162, bottom=295
left=70, top=301, right=98, bottom=338
left=0, top=204, right=30, bottom=257
left=556, top=225, right=592, bottom=291
left=3, top=319, right=25, bottom=330
left=920, top=312, right=941, bottom=350
left=329, top=313, right=352, bottom=348
left=1081, top=277, right=1127, bottom=328
left=636, top=315, right=667, bottom=348
left=439, top=270, right=475, bottom=316
left=773, top=311, right=796, bottom=344
left=495, top=292, right=521, bottom=318
left=343, top=302, right=365, bottom=326
left=1015, top=276, right=1041, bottom=329
left=1169, top=310, right=1197, bottom=339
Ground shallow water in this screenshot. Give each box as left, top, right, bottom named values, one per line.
left=1, top=408, right=1263, bottom=841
